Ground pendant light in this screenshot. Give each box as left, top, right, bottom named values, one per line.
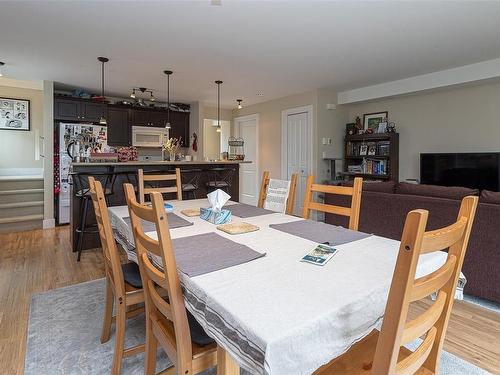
left=130, top=88, right=136, bottom=99
left=215, top=80, right=223, bottom=133
left=237, top=99, right=243, bottom=109
left=97, top=57, right=109, bottom=125
left=164, top=70, right=173, bottom=129
left=0, top=62, right=5, bottom=77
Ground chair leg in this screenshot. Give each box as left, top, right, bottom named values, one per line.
left=144, top=317, right=158, bottom=375
left=77, top=198, right=89, bottom=262
left=100, top=277, right=113, bottom=343
left=111, top=303, right=126, bottom=375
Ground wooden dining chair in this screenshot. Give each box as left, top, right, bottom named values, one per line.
left=257, top=171, right=298, bottom=215
left=88, top=177, right=145, bottom=375
left=124, top=183, right=217, bottom=375
left=315, top=195, right=478, bottom=375
left=138, top=168, right=182, bottom=204
left=302, top=176, right=363, bottom=230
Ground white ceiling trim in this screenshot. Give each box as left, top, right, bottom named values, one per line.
left=337, top=58, right=500, bottom=104
left=0, top=77, right=44, bottom=90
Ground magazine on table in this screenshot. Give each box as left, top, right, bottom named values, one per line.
left=301, top=243, right=338, bottom=266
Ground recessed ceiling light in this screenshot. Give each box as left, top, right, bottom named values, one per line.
left=256, top=92, right=264, bottom=97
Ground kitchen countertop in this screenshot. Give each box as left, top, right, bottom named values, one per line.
left=72, top=160, right=252, bottom=166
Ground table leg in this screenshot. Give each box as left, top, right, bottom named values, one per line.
left=217, top=346, right=240, bottom=375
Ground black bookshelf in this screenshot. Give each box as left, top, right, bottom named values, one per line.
left=343, top=133, right=399, bottom=181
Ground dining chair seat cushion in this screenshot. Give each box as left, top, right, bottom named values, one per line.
left=314, top=330, right=432, bottom=374
left=121, top=262, right=143, bottom=289
left=206, top=181, right=229, bottom=188
left=182, top=183, right=198, bottom=191
left=187, top=310, right=215, bottom=346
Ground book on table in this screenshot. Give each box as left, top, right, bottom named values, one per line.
left=301, top=243, right=338, bottom=266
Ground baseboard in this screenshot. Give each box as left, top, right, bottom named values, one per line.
left=43, top=218, right=56, bottom=229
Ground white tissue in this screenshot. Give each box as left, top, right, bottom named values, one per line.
left=207, top=189, right=231, bottom=212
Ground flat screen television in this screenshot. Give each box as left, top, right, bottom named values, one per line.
left=420, top=153, right=500, bottom=192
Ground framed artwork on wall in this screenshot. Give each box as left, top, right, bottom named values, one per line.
left=0, top=97, right=30, bottom=131
left=363, top=111, right=388, bottom=132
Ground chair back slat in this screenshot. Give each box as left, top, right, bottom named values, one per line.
left=258, top=171, right=298, bottom=215
left=371, top=196, right=478, bottom=375
left=124, top=182, right=194, bottom=367
left=410, top=255, right=456, bottom=302
left=310, top=183, right=356, bottom=196
left=396, top=327, right=437, bottom=375
left=88, top=177, right=126, bottom=298
left=401, top=291, right=446, bottom=345
left=138, top=168, right=182, bottom=203
left=147, top=278, right=173, bottom=321
left=420, top=218, right=467, bottom=254
left=135, top=232, right=163, bottom=257
left=302, top=176, right=362, bottom=230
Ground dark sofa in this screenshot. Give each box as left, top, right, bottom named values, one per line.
left=325, top=181, right=500, bottom=303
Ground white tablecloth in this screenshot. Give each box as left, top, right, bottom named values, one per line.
left=109, top=199, right=458, bottom=375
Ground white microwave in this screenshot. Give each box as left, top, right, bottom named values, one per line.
left=132, top=126, right=168, bottom=148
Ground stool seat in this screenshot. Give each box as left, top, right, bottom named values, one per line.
left=75, top=187, right=113, bottom=198
left=182, top=183, right=198, bottom=191
left=206, top=181, right=229, bottom=188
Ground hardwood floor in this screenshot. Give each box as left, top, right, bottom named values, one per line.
left=0, top=227, right=499, bottom=374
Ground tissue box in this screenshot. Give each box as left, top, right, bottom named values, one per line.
left=200, top=207, right=232, bottom=225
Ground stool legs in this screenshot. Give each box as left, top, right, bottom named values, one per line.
left=76, top=197, right=90, bottom=262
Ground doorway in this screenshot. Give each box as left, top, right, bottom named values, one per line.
left=281, top=105, right=313, bottom=216
left=234, top=114, right=259, bottom=205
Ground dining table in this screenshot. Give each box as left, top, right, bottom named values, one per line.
left=108, top=198, right=461, bottom=375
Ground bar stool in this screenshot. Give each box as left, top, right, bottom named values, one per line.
left=181, top=168, right=202, bottom=199
left=70, top=171, right=116, bottom=261
left=205, top=167, right=235, bottom=194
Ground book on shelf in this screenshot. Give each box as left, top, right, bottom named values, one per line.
left=347, top=158, right=389, bottom=175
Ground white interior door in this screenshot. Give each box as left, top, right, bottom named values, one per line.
left=284, top=109, right=311, bottom=216
left=235, top=115, right=259, bottom=205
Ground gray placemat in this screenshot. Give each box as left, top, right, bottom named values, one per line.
left=172, top=232, right=265, bottom=277
left=269, top=220, right=371, bottom=246
left=123, top=213, right=193, bottom=232
left=227, top=203, right=274, bottom=218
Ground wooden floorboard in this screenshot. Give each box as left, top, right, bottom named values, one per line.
left=0, top=227, right=499, bottom=374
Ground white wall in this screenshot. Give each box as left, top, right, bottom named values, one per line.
left=0, top=81, right=44, bottom=174
left=345, top=80, right=500, bottom=181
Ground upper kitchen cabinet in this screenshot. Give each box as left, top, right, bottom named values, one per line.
left=169, top=111, right=190, bottom=147
left=130, top=108, right=168, bottom=128
left=54, top=97, right=106, bottom=122
left=130, top=108, right=150, bottom=127
left=107, top=106, right=131, bottom=146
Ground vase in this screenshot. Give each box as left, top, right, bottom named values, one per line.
left=169, top=151, right=176, bottom=161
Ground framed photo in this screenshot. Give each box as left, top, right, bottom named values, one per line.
left=359, top=144, right=368, bottom=156
left=368, top=144, right=377, bottom=156
left=363, top=111, right=388, bottom=132
left=377, top=121, right=388, bottom=134
left=0, top=97, right=30, bottom=131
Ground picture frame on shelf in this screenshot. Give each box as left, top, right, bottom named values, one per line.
left=363, top=111, right=388, bottom=132
left=0, top=97, right=30, bottom=131
left=377, top=121, right=388, bottom=133
left=359, top=144, right=368, bottom=156
left=368, top=144, right=377, bottom=155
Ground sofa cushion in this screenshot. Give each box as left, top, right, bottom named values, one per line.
left=342, top=180, right=396, bottom=194
left=396, top=182, right=478, bottom=201
left=480, top=190, right=500, bottom=205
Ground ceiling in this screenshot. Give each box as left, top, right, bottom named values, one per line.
left=1, top=1, right=500, bottom=108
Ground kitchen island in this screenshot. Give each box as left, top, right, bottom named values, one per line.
left=70, top=160, right=250, bottom=252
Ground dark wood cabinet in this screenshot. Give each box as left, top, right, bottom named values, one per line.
left=130, top=109, right=150, bottom=127
left=107, top=107, right=131, bottom=146
left=149, top=111, right=168, bottom=128
left=169, top=111, right=190, bottom=147
left=54, top=96, right=189, bottom=147
left=54, top=97, right=106, bottom=122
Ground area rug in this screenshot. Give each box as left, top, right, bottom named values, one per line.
left=25, top=279, right=492, bottom=374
